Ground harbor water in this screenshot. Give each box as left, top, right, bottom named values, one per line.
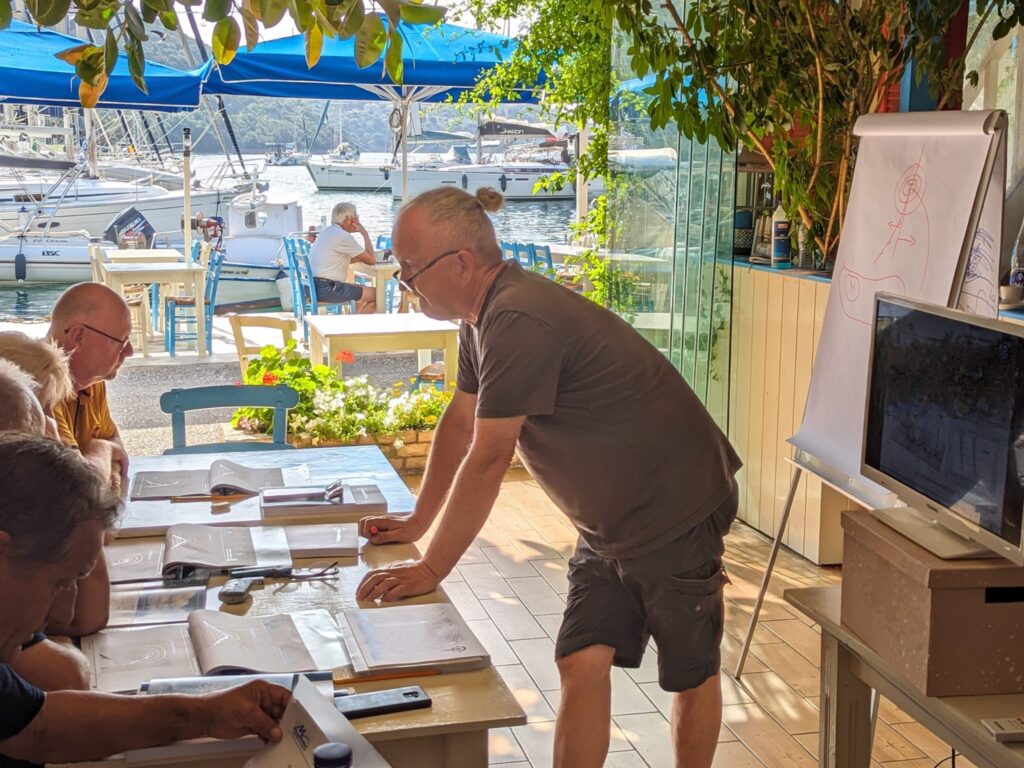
left=0, top=153, right=578, bottom=321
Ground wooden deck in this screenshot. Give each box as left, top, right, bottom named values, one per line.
left=411, top=471, right=976, bottom=768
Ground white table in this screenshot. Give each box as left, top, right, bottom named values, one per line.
left=351, top=260, right=399, bottom=313
left=73, top=447, right=525, bottom=767
left=118, top=445, right=416, bottom=538
left=305, top=313, right=459, bottom=382
left=98, top=260, right=207, bottom=357
left=536, top=241, right=670, bottom=265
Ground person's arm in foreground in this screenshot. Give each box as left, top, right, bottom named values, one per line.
left=359, top=389, right=477, bottom=545
left=0, top=681, right=290, bottom=764
left=79, top=430, right=129, bottom=493
left=356, top=413, right=524, bottom=601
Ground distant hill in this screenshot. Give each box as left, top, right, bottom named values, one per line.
left=139, top=26, right=536, bottom=155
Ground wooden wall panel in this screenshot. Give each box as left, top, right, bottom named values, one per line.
left=728, top=267, right=843, bottom=564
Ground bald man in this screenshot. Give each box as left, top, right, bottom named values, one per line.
left=46, top=283, right=133, bottom=493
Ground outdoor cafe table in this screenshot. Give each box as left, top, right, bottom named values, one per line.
left=116, top=445, right=416, bottom=538
left=97, top=259, right=207, bottom=357
left=71, top=447, right=526, bottom=766
left=90, top=247, right=186, bottom=281
left=305, top=313, right=459, bottom=384
left=351, top=259, right=400, bottom=313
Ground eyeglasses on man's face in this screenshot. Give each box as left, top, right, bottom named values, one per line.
left=392, top=249, right=462, bottom=293
left=68, top=323, right=132, bottom=353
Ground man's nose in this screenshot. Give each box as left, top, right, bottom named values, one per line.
left=47, top=583, right=78, bottom=627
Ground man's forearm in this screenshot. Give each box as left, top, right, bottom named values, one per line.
left=421, top=446, right=512, bottom=578
left=3, top=691, right=214, bottom=763
left=413, top=407, right=474, bottom=530
left=78, top=438, right=115, bottom=479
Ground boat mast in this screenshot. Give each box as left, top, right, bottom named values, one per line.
left=183, top=7, right=248, bottom=174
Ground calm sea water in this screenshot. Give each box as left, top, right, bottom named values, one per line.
left=0, top=153, right=577, bottom=321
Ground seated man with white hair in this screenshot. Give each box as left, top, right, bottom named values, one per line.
left=307, top=201, right=377, bottom=313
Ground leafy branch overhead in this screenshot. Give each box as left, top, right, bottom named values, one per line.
left=4, top=0, right=445, bottom=106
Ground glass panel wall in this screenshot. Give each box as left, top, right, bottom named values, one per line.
left=608, top=15, right=735, bottom=429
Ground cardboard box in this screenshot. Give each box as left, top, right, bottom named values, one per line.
left=841, top=510, right=1024, bottom=697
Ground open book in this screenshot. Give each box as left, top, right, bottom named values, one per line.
left=336, top=603, right=490, bottom=677
left=106, top=523, right=360, bottom=583
left=81, top=609, right=350, bottom=694
left=130, top=460, right=310, bottom=500
left=107, top=584, right=206, bottom=628
left=260, top=484, right=387, bottom=519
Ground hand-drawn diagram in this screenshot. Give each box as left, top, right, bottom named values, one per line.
left=957, top=226, right=998, bottom=315
left=839, top=154, right=931, bottom=325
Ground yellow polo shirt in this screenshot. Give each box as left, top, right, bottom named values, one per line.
left=53, top=381, right=117, bottom=449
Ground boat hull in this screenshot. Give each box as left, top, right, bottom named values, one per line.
left=306, top=160, right=391, bottom=192
left=392, top=166, right=599, bottom=200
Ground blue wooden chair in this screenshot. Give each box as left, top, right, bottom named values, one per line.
left=282, top=237, right=307, bottom=318
left=500, top=240, right=518, bottom=261
left=513, top=242, right=534, bottom=268
left=165, top=250, right=224, bottom=356
left=287, top=238, right=353, bottom=341
left=160, top=384, right=299, bottom=455
left=529, top=243, right=554, bottom=272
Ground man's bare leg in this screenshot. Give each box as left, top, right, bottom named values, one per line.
left=671, top=672, right=722, bottom=768
left=553, top=644, right=615, bottom=768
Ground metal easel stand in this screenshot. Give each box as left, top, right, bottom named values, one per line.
left=731, top=464, right=880, bottom=743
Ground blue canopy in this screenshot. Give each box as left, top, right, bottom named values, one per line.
left=0, top=20, right=205, bottom=112
left=203, top=19, right=539, bottom=104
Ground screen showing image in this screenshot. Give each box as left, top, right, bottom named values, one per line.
left=864, top=299, right=1024, bottom=547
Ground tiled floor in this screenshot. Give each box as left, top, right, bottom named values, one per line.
left=411, top=471, right=975, bottom=768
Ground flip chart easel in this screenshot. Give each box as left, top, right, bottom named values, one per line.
left=733, top=109, right=1008, bottom=680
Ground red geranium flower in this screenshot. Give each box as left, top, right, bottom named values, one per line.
left=262, top=372, right=280, bottom=385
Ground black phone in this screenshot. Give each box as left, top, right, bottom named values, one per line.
left=333, top=685, right=431, bottom=719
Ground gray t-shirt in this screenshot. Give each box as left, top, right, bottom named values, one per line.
left=458, top=262, right=742, bottom=559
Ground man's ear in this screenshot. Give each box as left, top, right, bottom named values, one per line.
left=65, top=324, right=85, bottom=346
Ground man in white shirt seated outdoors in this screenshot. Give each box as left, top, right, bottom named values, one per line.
left=307, top=202, right=377, bottom=313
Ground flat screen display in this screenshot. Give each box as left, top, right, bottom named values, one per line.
left=864, top=299, right=1024, bottom=547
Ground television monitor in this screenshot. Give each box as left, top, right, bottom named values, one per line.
left=862, top=293, right=1024, bottom=565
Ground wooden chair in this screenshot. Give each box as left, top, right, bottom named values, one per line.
left=159, top=384, right=299, bottom=455
left=513, top=243, right=535, bottom=268
left=227, top=313, right=298, bottom=378
left=500, top=240, right=518, bottom=262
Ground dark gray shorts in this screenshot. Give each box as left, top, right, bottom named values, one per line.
left=555, top=480, right=737, bottom=692
left=314, top=277, right=364, bottom=302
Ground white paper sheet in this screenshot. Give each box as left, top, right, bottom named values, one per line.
left=82, top=624, right=200, bottom=693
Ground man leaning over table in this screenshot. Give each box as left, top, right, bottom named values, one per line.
left=356, top=186, right=742, bottom=768
left=0, top=434, right=290, bottom=768
left=45, top=282, right=133, bottom=493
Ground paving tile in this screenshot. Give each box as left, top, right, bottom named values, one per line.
left=535, top=612, right=563, bottom=641
left=481, top=597, right=547, bottom=641
left=466, top=617, right=520, bottom=666
left=748, top=641, right=820, bottom=697
left=721, top=702, right=817, bottom=767
left=496, top=663, right=557, bottom=723
left=509, top=636, right=561, bottom=691
left=460, top=562, right=517, bottom=600
left=544, top=666, right=658, bottom=717
left=489, top=727, right=526, bottom=764
left=735, top=670, right=819, bottom=735
left=531, top=557, right=570, bottom=594
left=482, top=545, right=543, bottom=579
left=509, top=576, right=566, bottom=615
left=442, top=580, right=488, bottom=621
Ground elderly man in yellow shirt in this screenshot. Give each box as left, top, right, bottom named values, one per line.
left=46, top=283, right=133, bottom=493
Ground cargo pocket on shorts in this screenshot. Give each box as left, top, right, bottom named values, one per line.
left=669, top=562, right=725, bottom=621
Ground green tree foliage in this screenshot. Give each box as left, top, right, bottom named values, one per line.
left=4, top=0, right=444, bottom=106
left=609, top=0, right=972, bottom=261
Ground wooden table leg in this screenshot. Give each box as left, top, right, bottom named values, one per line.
left=443, top=331, right=458, bottom=385
left=820, top=631, right=873, bottom=768
left=195, top=273, right=208, bottom=357
left=309, top=327, right=325, bottom=367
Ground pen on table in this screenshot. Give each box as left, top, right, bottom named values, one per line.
left=333, top=669, right=440, bottom=686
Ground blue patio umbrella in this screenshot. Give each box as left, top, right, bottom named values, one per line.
left=0, top=20, right=205, bottom=112
left=202, top=19, right=543, bottom=198
left=202, top=18, right=540, bottom=104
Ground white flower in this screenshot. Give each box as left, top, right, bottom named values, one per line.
left=393, top=438, right=405, bottom=449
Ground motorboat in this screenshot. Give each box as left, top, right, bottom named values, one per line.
left=265, top=143, right=309, bottom=166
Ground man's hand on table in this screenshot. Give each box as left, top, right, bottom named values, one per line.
left=356, top=559, right=441, bottom=602
left=199, top=681, right=291, bottom=742
left=359, top=514, right=425, bottom=545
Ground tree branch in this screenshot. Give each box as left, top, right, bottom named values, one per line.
left=661, top=0, right=776, bottom=173
left=801, top=0, right=825, bottom=199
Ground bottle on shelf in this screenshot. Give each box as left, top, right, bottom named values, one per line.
left=771, top=197, right=792, bottom=270
left=313, top=742, right=354, bottom=768
left=1010, top=215, right=1024, bottom=288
